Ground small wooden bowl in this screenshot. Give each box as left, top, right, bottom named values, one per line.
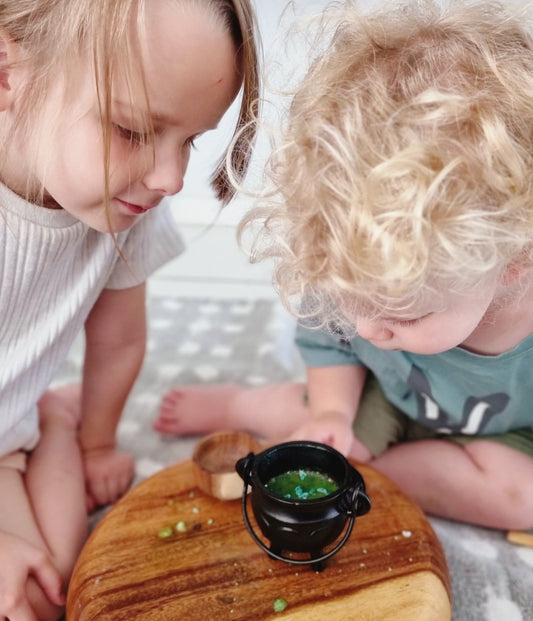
left=192, top=431, right=262, bottom=500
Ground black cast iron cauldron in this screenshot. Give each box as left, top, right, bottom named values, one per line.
left=236, top=441, right=371, bottom=571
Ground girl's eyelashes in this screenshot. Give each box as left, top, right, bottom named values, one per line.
left=113, top=123, right=199, bottom=150
left=113, top=123, right=147, bottom=144
left=185, top=135, right=198, bottom=149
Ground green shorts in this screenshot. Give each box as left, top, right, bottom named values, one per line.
left=353, top=374, right=533, bottom=458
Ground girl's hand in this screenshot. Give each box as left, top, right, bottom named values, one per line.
left=83, top=448, right=134, bottom=512
left=287, top=411, right=355, bottom=456
left=0, top=530, right=64, bottom=621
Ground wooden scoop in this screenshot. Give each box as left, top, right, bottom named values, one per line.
left=192, top=431, right=264, bottom=500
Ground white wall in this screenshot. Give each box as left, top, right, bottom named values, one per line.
left=170, top=0, right=336, bottom=226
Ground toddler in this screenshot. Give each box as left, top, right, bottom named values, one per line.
left=155, top=0, right=533, bottom=532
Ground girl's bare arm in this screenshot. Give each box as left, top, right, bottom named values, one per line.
left=79, top=283, right=146, bottom=508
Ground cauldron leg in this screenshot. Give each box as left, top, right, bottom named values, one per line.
left=269, top=544, right=282, bottom=560
left=310, top=550, right=326, bottom=572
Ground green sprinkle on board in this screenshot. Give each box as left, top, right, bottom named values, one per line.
left=273, top=597, right=288, bottom=612
left=266, top=469, right=339, bottom=500
left=157, top=526, right=174, bottom=540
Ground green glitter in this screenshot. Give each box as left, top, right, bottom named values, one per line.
left=266, top=469, right=339, bottom=500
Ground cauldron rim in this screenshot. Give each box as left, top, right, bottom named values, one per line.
left=245, top=440, right=363, bottom=506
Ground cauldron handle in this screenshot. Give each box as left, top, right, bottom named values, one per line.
left=240, top=481, right=358, bottom=567
left=235, top=452, right=255, bottom=485
left=352, top=486, right=371, bottom=517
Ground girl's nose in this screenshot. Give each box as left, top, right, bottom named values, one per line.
left=143, top=151, right=186, bottom=196
left=356, top=318, right=394, bottom=341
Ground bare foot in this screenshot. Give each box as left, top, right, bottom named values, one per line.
left=154, top=382, right=310, bottom=440
left=38, top=384, right=82, bottom=432
left=153, top=384, right=244, bottom=436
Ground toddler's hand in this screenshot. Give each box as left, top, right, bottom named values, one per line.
left=83, top=448, right=134, bottom=512
left=0, top=530, right=65, bottom=621
left=287, top=411, right=355, bottom=456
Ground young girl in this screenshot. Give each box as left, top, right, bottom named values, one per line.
left=0, top=1, right=260, bottom=619
left=155, top=0, right=533, bottom=533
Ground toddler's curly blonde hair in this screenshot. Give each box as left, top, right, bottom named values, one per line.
left=243, top=0, right=533, bottom=324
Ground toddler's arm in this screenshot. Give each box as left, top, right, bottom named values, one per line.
left=78, top=284, right=146, bottom=510
left=288, top=364, right=367, bottom=456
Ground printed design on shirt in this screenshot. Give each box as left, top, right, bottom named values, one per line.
left=407, top=365, right=510, bottom=435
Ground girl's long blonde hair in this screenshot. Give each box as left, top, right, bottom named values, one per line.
left=0, top=0, right=260, bottom=210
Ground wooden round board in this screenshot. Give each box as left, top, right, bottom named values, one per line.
left=67, top=460, right=451, bottom=620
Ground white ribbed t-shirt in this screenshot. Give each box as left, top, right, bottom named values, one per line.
left=0, top=184, right=185, bottom=457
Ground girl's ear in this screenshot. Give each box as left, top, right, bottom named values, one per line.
left=0, top=31, right=18, bottom=110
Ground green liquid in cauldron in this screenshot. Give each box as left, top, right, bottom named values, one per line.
left=266, top=469, right=339, bottom=500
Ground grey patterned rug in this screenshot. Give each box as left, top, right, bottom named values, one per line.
left=56, top=296, right=533, bottom=621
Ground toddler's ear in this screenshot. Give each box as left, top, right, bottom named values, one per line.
left=501, top=245, right=533, bottom=285
left=0, top=31, right=17, bottom=110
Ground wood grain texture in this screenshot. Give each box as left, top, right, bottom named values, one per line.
left=66, top=460, right=451, bottom=621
